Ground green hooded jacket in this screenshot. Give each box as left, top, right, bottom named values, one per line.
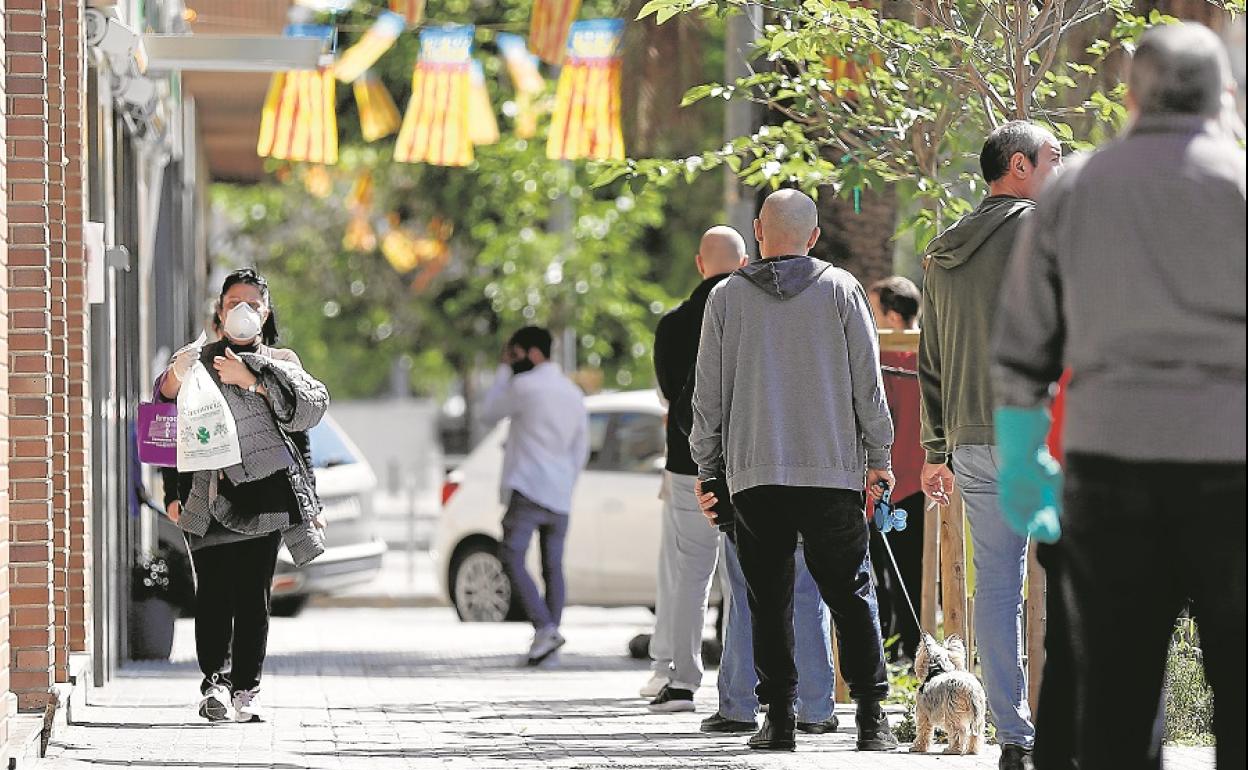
left=919, top=195, right=1034, bottom=464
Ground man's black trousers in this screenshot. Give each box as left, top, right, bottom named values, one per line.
left=732, top=484, right=889, bottom=711
left=1041, top=454, right=1244, bottom=770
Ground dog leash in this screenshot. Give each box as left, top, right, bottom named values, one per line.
left=872, top=484, right=953, bottom=679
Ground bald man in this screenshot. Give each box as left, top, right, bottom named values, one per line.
left=644, top=226, right=748, bottom=713
left=691, top=190, right=897, bottom=752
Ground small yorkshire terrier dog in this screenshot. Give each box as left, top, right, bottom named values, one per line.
left=910, top=634, right=987, bottom=755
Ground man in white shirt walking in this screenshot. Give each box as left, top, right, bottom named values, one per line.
left=479, top=326, right=590, bottom=665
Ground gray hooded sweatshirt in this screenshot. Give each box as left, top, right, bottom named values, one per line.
left=689, top=255, right=894, bottom=496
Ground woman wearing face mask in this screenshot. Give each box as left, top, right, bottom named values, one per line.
left=158, top=268, right=328, bottom=724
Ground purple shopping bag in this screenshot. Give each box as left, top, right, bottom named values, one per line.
left=137, top=376, right=178, bottom=467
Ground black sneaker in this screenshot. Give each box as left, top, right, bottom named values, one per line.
left=748, top=711, right=796, bottom=751
left=700, top=713, right=757, bottom=733
left=999, top=743, right=1034, bottom=770
left=855, top=700, right=898, bottom=751
left=647, top=685, right=695, bottom=713
left=797, top=714, right=839, bottom=734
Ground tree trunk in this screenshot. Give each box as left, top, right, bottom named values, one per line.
left=810, top=185, right=899, bottom=285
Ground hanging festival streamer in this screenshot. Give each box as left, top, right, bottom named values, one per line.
left=303, top=165, right=334, bottom=198
left=257, top=68, right=339, bottom=164
left=389, top=0, right=427, bottom=27
left=332, top=11, right=406, bottom=83
left=821, top=51, right=883, bottom=101
left=257, top=24, right=338, bottom=164
left=496, top=33, right=545, bottom=138
left=529, top=0, right=582, bottom=65
left=546, top=18, right=624, bottom=161
left=342, top=171, right=377, bottom=252
left=394, top=25, right=476, bottom=167
left=468, top=61, right=500, bottom=146
left=354, top=72, right=402, bottom=141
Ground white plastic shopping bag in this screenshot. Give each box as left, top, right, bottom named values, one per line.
left=175, top=333, right=242, bottom=471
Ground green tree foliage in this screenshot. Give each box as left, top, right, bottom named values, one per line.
left=612, top=0, right=1244, bottom=248
left=212, top=0, right=730, bottom=399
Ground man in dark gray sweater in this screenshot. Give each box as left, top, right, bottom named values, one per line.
left=992, top=22, right=1245, bottom=770
left=690, top=189, right=896, bottom=753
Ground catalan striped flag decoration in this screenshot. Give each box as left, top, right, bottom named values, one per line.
left=529, top=0, right=582, bottom=65
left=468, top=61, right=500, bottom=146
left=257, top=24, right=338, bottom=164
left=354, top=72, right=402, bottom=141
left=332, top=11, right=405, bottom=83
left=256, top=68, right=340, bottom=164
left=389, top=0, right=427, bottom=27
left=496, top=33, right=545, bottom=138
left=547, top=18, right=625, bottom=161
left=395, top=25, right=476, bottom=167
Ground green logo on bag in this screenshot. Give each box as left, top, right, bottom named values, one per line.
left=196, top=427, right=211, bottom=444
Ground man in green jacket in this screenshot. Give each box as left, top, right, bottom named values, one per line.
left=918, top=121, right=1062, bottom=770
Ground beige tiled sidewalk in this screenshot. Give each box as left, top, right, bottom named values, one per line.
left=40, top=607, right=1215, bottom=770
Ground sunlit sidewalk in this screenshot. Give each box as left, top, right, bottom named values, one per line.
left=41, top=607, right=1214, bottom=770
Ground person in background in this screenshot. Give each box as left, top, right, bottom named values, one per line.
left=919, top=120, right=1062, bottom=770
left=691, top=189, right=896, bottom=753
left=643, top=226, right=748, bottom=713
left=160, top=268, right=328, bottom=723
left=479, top=326, right=590, bottom=666
left=993, top=23, right=1244, bottom=770
left=867, top=276, right=925, bottom=662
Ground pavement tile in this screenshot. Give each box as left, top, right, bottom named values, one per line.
left=41, top=606, right=1214, bottom=770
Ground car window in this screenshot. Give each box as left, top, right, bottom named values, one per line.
left=610, top=412, right=665, bottom=474
left=585, top=412, right=613, bottom=471
left=308, top=420, right=360, bottom=468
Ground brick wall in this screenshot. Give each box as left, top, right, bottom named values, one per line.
left=4, top=0, right=58, bottom=713
left=62, top=0, right=92, bottom=661
left=46, top=0, right=72, bottom=685
left=0, top=0, right=15, bottom=744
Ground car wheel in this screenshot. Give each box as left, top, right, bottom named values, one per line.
left=270, top=595, right=309, bottom=617
left=450, top=544, right=517, bottom=622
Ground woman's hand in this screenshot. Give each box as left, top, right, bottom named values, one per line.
left=165, top=501, right=181, bottom=524
left=865, top=468, right=895, bottom=504
left=213, top=348, right=258, bottom=390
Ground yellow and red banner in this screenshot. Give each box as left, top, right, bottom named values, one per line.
left=389, top=0, right=426, bottom=27
left=547, top=19, right=624, bottom=161
left=497, top=33, right=545, bottom=138
left=529, top=0, right=582, bottom=65
left=332, top=11, right=405, bottom=83
left=354, top=72, right=402, bottom=141
left=395, top=25, right=476, bottom=167
left=468, top=61, right=500, bottom=146
left=343, top=171, right=377, bottom=252
left=257, top=68, right=339, bottom=165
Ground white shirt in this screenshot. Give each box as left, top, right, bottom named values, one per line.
left=478, top=362, right=589, bottom=514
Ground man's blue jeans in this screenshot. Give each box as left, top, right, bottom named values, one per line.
left=498, top=491, right=568, bottom=631
left=953, top=444, right=1035, bottom=748
left=717, top=535, right=836, bottom=723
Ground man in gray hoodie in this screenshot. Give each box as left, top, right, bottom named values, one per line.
left=918, top=120, right=1062, bottom=770
left=690, top=189, right=896, bottom=753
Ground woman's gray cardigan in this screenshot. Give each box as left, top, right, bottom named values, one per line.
left=176, top=341, right=329, bottom=566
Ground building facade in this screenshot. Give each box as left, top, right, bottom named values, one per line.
left=1, top=0, right=219, bottom=759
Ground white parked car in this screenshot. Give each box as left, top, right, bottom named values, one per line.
left=434, top=389, right=678, bottom=622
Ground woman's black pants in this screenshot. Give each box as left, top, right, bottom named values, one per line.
left=191, top=531, right=282, bottom=694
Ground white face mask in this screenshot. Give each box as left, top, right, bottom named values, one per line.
left=223, top=303, right=264, bottom=342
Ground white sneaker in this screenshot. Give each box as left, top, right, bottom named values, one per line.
left=647, top=685, right=696, bottom=713
left=527, top=626, right=566, bottom=665
left=232, top=688, right=265, bottom=723
left=640, top=672, right=670, bottom=699
left=198, top=682, right=231, bottom=722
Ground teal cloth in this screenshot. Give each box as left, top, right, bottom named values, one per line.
left=994, top=406, right=1062, bottom=544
